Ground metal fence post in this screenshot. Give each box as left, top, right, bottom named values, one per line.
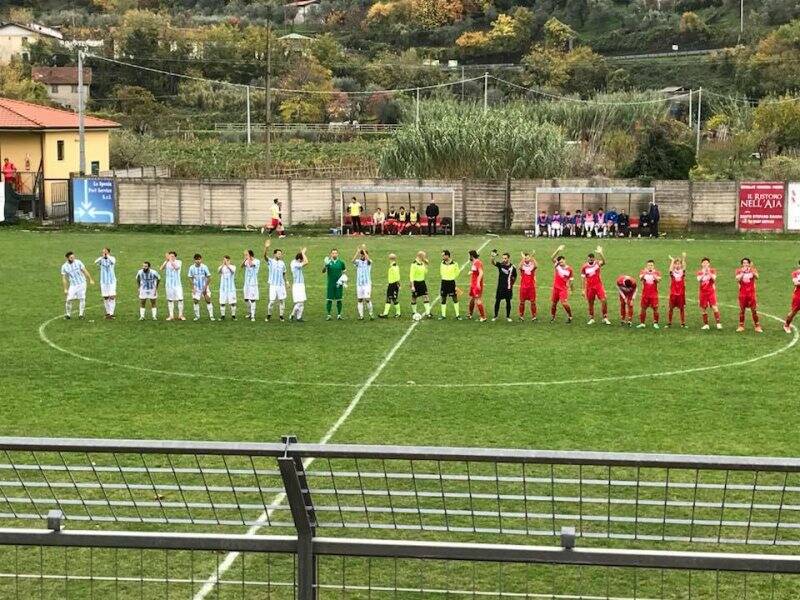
left=287, top=177, right=293, bottom=227
left=278, top=436, right=317, bottom=600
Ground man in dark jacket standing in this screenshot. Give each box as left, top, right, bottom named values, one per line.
left=648, top=200, right=661, bottom=238
left=425, top=200, right=440, bottom=236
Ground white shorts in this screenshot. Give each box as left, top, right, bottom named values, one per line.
left=166, top=286, right=184, bottom=302
left=192, top=287, right=210, bottom=301
left=269, top=285, right=287, bottom=302
left=243, top=284, right=259, bottom=301
left=219, top=291, right=237, bottom=305
left=66, top=283, right=86, bottom=301
left=139, top=288, right=157, bottom=300
left=549, top=223, right=562, bottom=233
left=357, top=284, right=372, bottom=299
left=100, top=283, right=117, bottom=297
left=292, top=283, right=307, bottom=303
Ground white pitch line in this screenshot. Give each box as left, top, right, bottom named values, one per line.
left=192, top=237, right=492, bottom=599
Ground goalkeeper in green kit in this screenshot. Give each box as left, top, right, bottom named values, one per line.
left=323, top=248, right=346, bottom=320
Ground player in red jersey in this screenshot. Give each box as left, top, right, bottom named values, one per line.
left=697, top=257, right=722, bottom=330
left=549, top=245, right=574, bottom=323
left=666, top=252, right=687, bottom=328
left=467, top=249, right=487, bottom=322
left=580, top=247, right=611, bottom=325
left=784, top=260, right=800, bottom=334
left=637, top=259, right=661, bottom=329
left=518, top=251, right=538, bottom=321
left=616, top=275, right=637, bottom=326
left=735, top=258, right=762, bottom=333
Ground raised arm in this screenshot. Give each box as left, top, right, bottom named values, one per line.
left=300, top=247, right=308, bottom=267
left=263, top=239, right=271, bottom=261
left=596, top=246, right=606, bottom=266
left=551, top=245, right=564, bottom=263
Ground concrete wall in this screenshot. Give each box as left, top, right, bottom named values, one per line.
left=114, top=177, right=753, bottom=231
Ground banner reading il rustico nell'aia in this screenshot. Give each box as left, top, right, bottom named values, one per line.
left=738, top=181, right=785, bottom=231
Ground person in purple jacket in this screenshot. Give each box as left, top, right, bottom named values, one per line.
left=536, top=210, right=550, bottom=237
left=549, top=209, right=563, bottom=237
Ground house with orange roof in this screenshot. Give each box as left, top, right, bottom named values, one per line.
left=0, top=97, right=119, bottom=208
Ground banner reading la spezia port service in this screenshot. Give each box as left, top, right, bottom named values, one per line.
left=788, top=182, right=800, bottom=231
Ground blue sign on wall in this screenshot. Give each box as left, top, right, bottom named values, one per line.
left=73, top=178, right=115, bottom=224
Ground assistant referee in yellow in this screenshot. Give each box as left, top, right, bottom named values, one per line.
left=439, top=250, right=461, bottom=320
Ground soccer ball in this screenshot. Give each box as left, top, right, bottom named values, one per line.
left=412, top=312, right=423, bottom=321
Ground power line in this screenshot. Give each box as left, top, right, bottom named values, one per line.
left=490, top=76, right=689, bottom=105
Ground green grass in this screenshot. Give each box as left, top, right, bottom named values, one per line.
left=1, top=229, right=800, bottom=598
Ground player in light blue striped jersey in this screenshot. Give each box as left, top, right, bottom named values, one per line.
left=264, top=239, right=287, bottom=321
left=61, top=251, right=94, bottom=319
left=352, top=244, right=374, bottom=320
left=188, top=253, right=215, bottom=321
left=289, top=247, right=308, bottom=321
left=135, top=261, right=160, bottom=320
left=241, top=249, right=260, bottom=321
left=218, top=255, right=237, bottom=320
left=94, top=247, right=117, bottom=319
left=160, top=251, right=185, bottom=321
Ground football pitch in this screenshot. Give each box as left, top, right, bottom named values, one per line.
left=1, top=228, right=800, bottom=598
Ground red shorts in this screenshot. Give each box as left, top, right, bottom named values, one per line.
left=469, top=284, right=483, bottom=299
left=739, top=294, right=757, bottom=309
left=271, top=218, right=281, bottom=228
left=641, top=295, right=659, bottom=309
left=585, top=286, right=606, bottom=302
left=669, top=294, right=686, bottom=308
left=793, top=291, right=800, bottom=313
left=519, top=286, right=536, bottom=302
left=551, top=287, right=569, bottom=303
left=699, top=291, right=718, bottom=309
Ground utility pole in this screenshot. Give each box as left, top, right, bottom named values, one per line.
left=265, top=25, right=272, bottom=177
left=415, top=88, right=420, bottom=126
left=77, top=49, right=86, bottom=175
left=483, top=72, right=488, bottom=114
left=461, top=65, right=465, bottom=102
left=246, top=85, right=252, bottom=145
left=695, top=87, right=702, bottom=158
left=688, top=89, right=692, bottom=129
left=740, top=0, right=744, bottom=40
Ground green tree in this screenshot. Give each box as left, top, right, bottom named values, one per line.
left=112, top=85, right=165, bottom=135
left=746, top=19, right=800, bottom=95
left=543, top=17, right=576, bottom=50
left=521, top=45, right=607, bottom=95
left=278, top=55, right=333, bottom=123
left=622, top=124, right=696, bottom=179
left=754, top=96, right=800, bottom=155
left=0, top=60, right=49, bottom=103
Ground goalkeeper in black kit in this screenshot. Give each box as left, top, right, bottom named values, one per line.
left=491, top=250, right=517, bottom=322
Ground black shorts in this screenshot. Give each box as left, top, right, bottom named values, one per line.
left=440, top=280, right=457, bottom=301
left=496, top=289, right=513, bottom=300
left=411, top=281, right=428, bottom=299
left=386, top=282, right=399, bottom=303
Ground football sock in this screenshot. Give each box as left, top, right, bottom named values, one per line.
left=206, top=303, right=214, bottom=317
left=367, top=301, right=373, bottom=316
left=478, top=304, right=486, bottom=319
left=78, top=299, right=85, bottom=317
left=336, top=300, right=342, bottom=315
left=249, top=301, right=256, bottom=318
left=619, top=303, right=625, bottom=320
left=668, top=307, right=673, bottom=325
left=679, top=307, right=685, bottom=325
left=564, top=303, right=572, bottom=318
left=109, top=298, right=116, bottom=316
left=279, top=301, right=285, bottom=317
left=494, top=298, right=500, bottom=318
left=441, top=304, right=447, bottom=318
left=453, top=303, right=460, bottom=317
left=382, top=303, right=390, bottom=316
left=702, top=313, right=709, bottom=325
left=326, top=300, right=332, bottom=315
left=752, top=309, right=759, bottom=326
left=640, top=309, right=646, bottom=324
left=194, top=303, right=200, bottom=319
left=424, top=302, right=431, bottom=315
left=151, top=307, right=157, bottom=319
left=504, top=299, right=511, bottom=318
left=357, top=302, right=364, bottom=318
left=653, top=309, right=659, bottom=323
left=468, top=299, right=475, bottom=316
left=738, top=308, right=745, bottom=326
left=713, top=310, right=721, bottom=323
left=65, top=301, right=72, bottom=317
left=551, top=303, right=557, bottom=318
left=394, top=303, right=401, bottom=316
left=601, top=301, right=608, bottom=318
left=140, top=307, right=146, bottom=319
left=412, top=303, right=418, bottom=314
left=530, top=303, right=536, bottom=318
left=168, top=301, right=175, bottom=319
left=588, top=301, right=595, bottom=318
left=230, top=304, right=236, bottom=317
left=518, top=302, right=524, bottom=317
left=220, top=305, right=226, bottom=317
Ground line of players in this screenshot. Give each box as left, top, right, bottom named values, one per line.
left=60, top=242, right=800, bottom=333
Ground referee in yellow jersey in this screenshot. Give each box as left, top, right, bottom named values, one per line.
left=379, top=253, right=401, bottom=318
left=439, top=250, right=461, bottom=320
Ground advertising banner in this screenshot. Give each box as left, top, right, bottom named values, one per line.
left=788, top=182, right=800, bottom=231
left=738, top=182, right=785, bottom=231
left=72, top=178, right=115, bottom=224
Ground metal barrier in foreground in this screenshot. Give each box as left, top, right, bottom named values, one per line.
left=1, top=436, right=800, bottom=598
